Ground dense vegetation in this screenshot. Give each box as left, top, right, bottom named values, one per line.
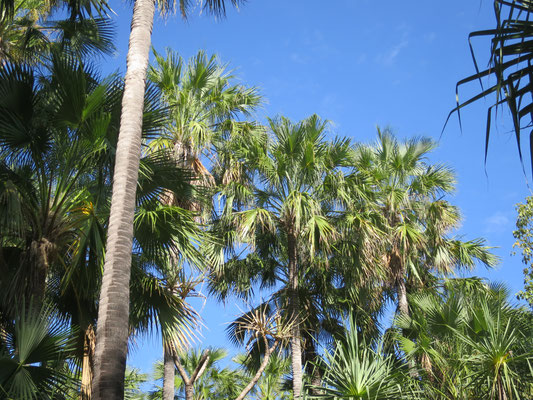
left=1, top=0, right=533, bottom=399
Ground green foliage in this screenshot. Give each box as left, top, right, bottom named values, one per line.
left=0, top=0, right=115, bottom=64
left=124, top=368, right=150, bottom=400
left=313, top=320, right=416, bottom=400
left=0, top=305, right=78, bottom=400
left=451, top=0, right=533, bottom=173
left=514, top=195, right=533, bottom=308
left=171, top=347, right=248, bottom=400
left=396, top=279, right=533, bottom=399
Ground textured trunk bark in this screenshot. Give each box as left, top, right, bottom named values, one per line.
left=287, top=231, right=303, bottom=399
left=80, top=325, right=95, bottom=400
left=184, top=384, right=194, bottom=400
left=396, top=269, right=418, bottom=377
left=28, top=238, right=54, bottom=306
left=397, top=277, right=409, bottom=316
left=163, top=345, right=175, bottom=400
left=92, top=0, right=155, bottom=398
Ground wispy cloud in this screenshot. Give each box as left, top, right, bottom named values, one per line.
left=377, top=38, right=408, bottom=66
left=484, top=212, right=510, bottom=233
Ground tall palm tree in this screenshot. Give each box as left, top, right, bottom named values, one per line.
left=148, top=48, right=261, bottom=177
left=352, top=130, right=497, bottom=316
left=212, top=115, right=352, bottom=398
left=93, top=3, right=246, bottom=398
left=148, top=47, right=262, bottom=400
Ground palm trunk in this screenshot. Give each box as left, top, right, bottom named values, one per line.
left=396, top=268, right=419, bottom=377
left=92, top=0, right=156, bottom=398
left=304, top=335, right=322, bottom=396
left=80, top=325, right=96, bottom=400
left=28, top=238, right=54, bottom=306
left=287, top=231, right=303, bottom=399
left=397, top=277, right=409, bottom=316
left=184, top=384, right=194, bottom=400
left=389, top=250, right=409, bottom=316
left=163, top=345, right=175, bottom=400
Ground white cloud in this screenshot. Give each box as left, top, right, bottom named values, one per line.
left=484, top=212, right=510, bottom=233
left=377, top=39, right=408, bottom=66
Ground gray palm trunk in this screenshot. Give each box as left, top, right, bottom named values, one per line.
left=390, top=250, right=409, bottom=316
left=392, top=254, right=417, bottom=376
left=91, top=0, right=156, bottom=398
left=184, top=384, right=194, bottom=400
left=163, top=346, right=175, bottom=400
left=288, top=231, right=303, bottom=399
left=397, top=277, right=409, bottom=316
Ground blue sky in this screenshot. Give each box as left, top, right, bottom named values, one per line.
left=102, top=0, right=532, bottom=373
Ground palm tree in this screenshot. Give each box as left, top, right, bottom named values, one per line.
left=0, top=54, right=127, bottom=310
left=450, top=0, right=533, bottom=174
left=351, top=130, right=497, bottom=316
left=212, top=115, right=352, bottom=398
left=93, top=3, right=246, bottom=398
left=148, top=47, right=262, bottom=400
left=148, top=48, right=262, bottom=177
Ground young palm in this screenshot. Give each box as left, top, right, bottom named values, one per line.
left=396, top=279, right=533, bottom=399
left=212, top=115, right=351, bottom=398
left=168, top=347, right=246, bottom=400
left=315, top=319, right=417, bottom=400
left=249, top=353, right=291, bottom=400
